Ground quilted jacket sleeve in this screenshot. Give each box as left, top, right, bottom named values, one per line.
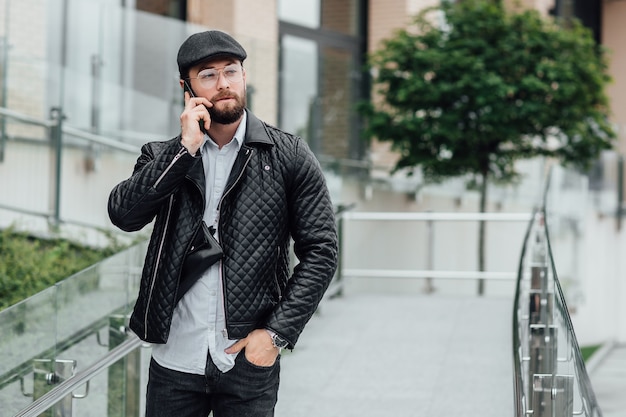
left=108, top=138, right=199, bottom=232
left=265, top=139, right=338, bottom=347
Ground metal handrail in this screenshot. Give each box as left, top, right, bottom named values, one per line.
left=0, top=107, right=55, bottom=128
left=0, top=106, right=140, bottom=153
left=342, top=211, right=531, bottom=222
left=342, top=269, right=516, bottom=280
left=14, top=335, right=144, bottom=417
left=511, top=167, right=603, bottom=417
left=63, top=124, right=140, bottom=154
left=0, top=105, right=142, bottom=230
left=512, top=207, right=539, bottom=417
left=340, top=211, right=531, bottom=284
left=544, top=213, right=602, bottom=416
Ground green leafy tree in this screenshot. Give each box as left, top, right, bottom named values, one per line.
left=360, top=0, right=615, bottom=294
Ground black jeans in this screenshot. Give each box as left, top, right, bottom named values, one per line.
left=146, top=350, right=280, bottom=417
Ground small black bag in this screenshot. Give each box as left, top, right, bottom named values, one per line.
left=177, top=222, right=224, bottom=302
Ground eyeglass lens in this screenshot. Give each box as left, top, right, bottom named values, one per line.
left=195, top=65, right=243, bottom=88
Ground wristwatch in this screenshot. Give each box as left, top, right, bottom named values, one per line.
left=268, top=331, right=289, bottom=349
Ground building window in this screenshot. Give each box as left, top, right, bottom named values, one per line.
left=135, top=0, right=187, bottom=20
left=280, top=36, right=318, bottom=143
left=279, top=0, right=366, bottom=161
left=278, top=0, right=320, bottom=28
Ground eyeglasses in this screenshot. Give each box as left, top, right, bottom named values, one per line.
left=186, top=64, right=243, bottom=89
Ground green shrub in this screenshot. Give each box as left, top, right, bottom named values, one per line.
left=0, top=227, right=119, bottom=310
left=580, top=344, right=602, bottom=362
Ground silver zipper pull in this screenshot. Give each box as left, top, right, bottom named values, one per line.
left=153, top=146, right=188, bottom=188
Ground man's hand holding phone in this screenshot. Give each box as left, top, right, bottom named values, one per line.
left=180, top=89, right=212, bottom=155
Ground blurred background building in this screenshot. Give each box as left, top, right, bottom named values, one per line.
left=0, top=0, right=625, bottom=345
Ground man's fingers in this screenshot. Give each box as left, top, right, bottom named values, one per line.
left=224, top=339, right=246, bottom=354
left=181, top=98, right=212, bottom=130
left=185, top=96, right=212, bottom=111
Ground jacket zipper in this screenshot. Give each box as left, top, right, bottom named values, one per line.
left=144, top=193, right=175, bottom=339
left=216, top=147, right=253, bottom=215
left=274, top=246, right=283, bottom=300
left=153, top=146, right=188, bottom=188
left=218, top=147, right=254, bottom=336
left=187, top=179, right=206, bottom=258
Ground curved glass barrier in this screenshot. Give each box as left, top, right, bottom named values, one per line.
left=513, top=165, right=602, bottom=417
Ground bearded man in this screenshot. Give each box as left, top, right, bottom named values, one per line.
left=108, top=30, right=338, bottom=417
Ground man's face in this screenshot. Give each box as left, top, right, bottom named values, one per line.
left=187, top=58, right=247, bottom=125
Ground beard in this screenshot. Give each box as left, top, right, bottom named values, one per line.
left=208, top=90, right=247, bottom=125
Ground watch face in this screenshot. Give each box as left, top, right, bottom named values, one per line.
left=273, top=335, right=288, bottom=348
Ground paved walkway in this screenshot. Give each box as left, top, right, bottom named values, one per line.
left=276, top=294, right=513, bottom=417
left=588, top=343, right=626, bottom=417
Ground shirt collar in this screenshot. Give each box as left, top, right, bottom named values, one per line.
left=202, top=110, right=247, bottom=152
left=232, top=110, right=247, bottom=150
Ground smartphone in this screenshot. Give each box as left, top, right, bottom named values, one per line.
left=183, top=81, right=208, bottom=135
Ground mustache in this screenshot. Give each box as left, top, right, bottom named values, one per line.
left=210, top=91, right=239, bottom=104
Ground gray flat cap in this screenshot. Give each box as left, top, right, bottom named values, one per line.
left=177, top=30, right=247, bottom=75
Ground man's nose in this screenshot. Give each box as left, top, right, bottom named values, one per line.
left=215, top=71, right=230, bottom=89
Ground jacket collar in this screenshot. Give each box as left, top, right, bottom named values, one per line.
left=186, top=110, right=271, bottom=203
left=243, top=110, right=273, bottom=147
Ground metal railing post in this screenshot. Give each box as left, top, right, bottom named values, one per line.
left=15, top=337, right=142, bottom=417
left=425, top=216, right=435, bottom=293
left=331, top=203, right=356, bottom=298
left=108, top=314, right=141, bottom=417
left=32, top=359, right=76, bottom=417
left=335, top=204, right=347, bottom=297
left=528, top=324, right=558, bottom=405
left=532, top=374, right=574, bottom=417
left=617, top=154, right=623, bottom=231
left=49, top=107, right=64, bottom=228
left=0, top=32, right=9, bottom=163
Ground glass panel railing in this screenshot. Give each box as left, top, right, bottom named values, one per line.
left=4, top=203, right=356, bottom=416
left=0, top=287, right=57, bottom=414
left=0, top=241, right=148, bottom=417
left=513, top=165, right=602, bottom=417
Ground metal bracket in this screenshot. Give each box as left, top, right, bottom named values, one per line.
left=530, top=374, right=574, bottom=417
left=31, top=358, right=90, bottom=415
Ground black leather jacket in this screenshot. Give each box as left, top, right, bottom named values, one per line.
left=108, top=111, right=338, bottom=348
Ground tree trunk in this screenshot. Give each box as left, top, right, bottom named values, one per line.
left=477, top=172, right=488, bottom=295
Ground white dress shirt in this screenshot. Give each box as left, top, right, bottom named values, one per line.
left=152, top=112, right=247, bottom=374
